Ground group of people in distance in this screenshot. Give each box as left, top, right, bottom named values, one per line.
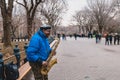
left=104, top=33, right=120, bottom=45
left=57, top=32, right=120, bottom=46
left=95, top=32, right=120, bottom=45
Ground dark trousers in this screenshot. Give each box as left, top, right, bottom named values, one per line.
left=29, top=62, right=48, bottom=80
left=114, top=39, right=116, bottom=45
left=105, top=40, right=109, bottom=45
left=117, top=40, right=119, bottom=45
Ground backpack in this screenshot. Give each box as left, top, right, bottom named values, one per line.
left=4, top=61, right=19, bottom=80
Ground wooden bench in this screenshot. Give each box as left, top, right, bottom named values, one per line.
left=17, top=62, right=31, bottom=80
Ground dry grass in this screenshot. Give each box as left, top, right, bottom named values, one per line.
left=0, top=41, right=29, bottom=59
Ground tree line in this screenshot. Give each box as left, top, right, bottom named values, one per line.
left=0, top=0, right=67, bottom=48
left=72, top=0, right=120, bottom=35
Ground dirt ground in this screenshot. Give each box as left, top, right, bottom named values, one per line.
left=0, top=41, right=29, bottom=63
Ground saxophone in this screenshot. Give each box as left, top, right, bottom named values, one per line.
left=41, top=39, right=60, bottom=75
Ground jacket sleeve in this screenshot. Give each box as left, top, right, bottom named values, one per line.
left=26, top=36, right=41, bottom=62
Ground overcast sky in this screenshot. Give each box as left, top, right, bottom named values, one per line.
left=62, top=0, right=87, bottom=26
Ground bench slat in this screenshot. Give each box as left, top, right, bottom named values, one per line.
left=17, top=62, right=31, bottom=80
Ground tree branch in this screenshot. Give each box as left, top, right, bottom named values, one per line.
left=29, top=0, right=34, bottom=14
left=31, top=1, right=40, bottom=19
left=16, top=0, right=28, bottom=11
left=16, top=0, right=25, bottom=7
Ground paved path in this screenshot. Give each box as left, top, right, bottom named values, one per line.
left=24, top=37, right=120, bottom=80
left=48, top=37, right=120, bottom=80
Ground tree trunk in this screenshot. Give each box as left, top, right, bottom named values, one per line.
left=0, top=0, right=14, bottom=47
left=82, top=26, right=85, bottom=34
left=78, top=26, right=81, bottom=33
left=99, top=25, right=103, bottom=34
left=3, top=18, right=12, bottom=47
left=27, top=17, right=33, bottom=40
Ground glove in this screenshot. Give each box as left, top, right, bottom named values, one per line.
left=42, top=61, right=48, bottom=66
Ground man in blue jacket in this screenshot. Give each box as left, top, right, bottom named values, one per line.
left=27, top=24, right=52, bottom=80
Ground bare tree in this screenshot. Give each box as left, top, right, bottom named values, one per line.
left=0, top=0, right=14, bottom=47
left=16, top=0, right=44, bottom=39
left=86, top=16, right=95, bottom=33
left=72, top=11, right=83, bottom=33
left=115, top=0, right=120, bottom=9
left=38, top=0, right=67, bottom=35
left=11, top=4, right=26, bottom=38
left=32, top=14, right=42, bottom=34
left=87, top=0, right=118, bottom=33
left=83, top=8, right=97, bottom=33
left=72, top=10, right=90, bottom=34
left=11, top=14, right=26, bottom=38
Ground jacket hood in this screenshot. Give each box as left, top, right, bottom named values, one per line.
left=38, top=29, right=47, bottom=39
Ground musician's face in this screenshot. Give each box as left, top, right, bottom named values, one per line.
left=43, top=29, right=51, bottom=37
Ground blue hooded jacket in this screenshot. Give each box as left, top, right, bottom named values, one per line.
left=26, top=30, right=52, bottom=62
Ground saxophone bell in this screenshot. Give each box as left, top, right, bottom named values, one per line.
left=41, top=58, right=57, bottom=75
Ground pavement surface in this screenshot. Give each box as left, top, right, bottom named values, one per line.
left=24, top=37, right=120, bottom=80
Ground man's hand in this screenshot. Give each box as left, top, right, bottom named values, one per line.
left=52, top=51, right=56, bottom=56
left=42, top=61, right=48, bottom=66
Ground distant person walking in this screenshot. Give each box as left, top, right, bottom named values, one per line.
left=105, top=33, right=109, bottom=45
left=57, top=33, right=61, bottom=39
left=95, top=32, right=99, bottom=43
left=116, top=34, right=120, bottom=45
left=98, top=33, right=102, bottom=42
left=88, top=31, right=93, bottom=38
left=114, top=33, right=117, bottom=45
left=62, top=34, right=66, bottom=40
left=74, top=33, right=77, bottom=40
left=109, top=34, right=113, bottom=45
